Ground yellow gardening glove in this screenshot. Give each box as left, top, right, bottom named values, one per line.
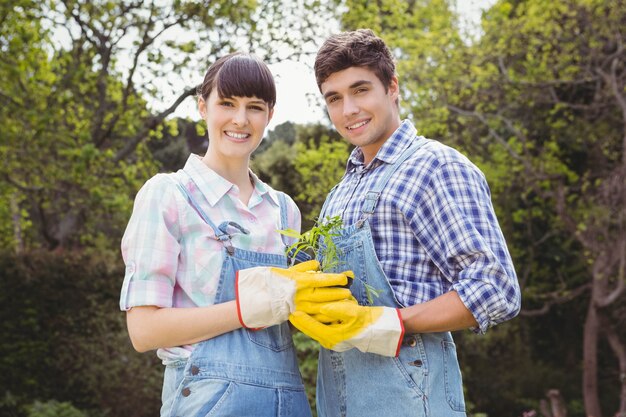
left=236, top=260, right=353, bottom=329
left=289, top=300, right=405, bottom=357
left=295, top=289, right=356, bottom=323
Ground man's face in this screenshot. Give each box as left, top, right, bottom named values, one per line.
left=321, top=66, right=400, bottom=164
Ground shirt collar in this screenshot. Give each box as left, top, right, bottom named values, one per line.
left=346, top=119, right=418, bottom=170
left=249, top=170, right=280, bottom=207
left=182, top=154, right=279, bottom=207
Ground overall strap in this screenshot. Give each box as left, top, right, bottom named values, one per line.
left=277, top=192, right=289, bottom=237
left=175, top=171, right=249, bottom=255
left=319, top=183, right=341, bottom=220
left=357, top=137, right=429, bottom=227
left=277, top=191, right=312, bottom=265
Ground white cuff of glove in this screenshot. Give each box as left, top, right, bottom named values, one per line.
left=335, top=307, right=405, bottom=357
left=235, top=267, right=297, bottom=329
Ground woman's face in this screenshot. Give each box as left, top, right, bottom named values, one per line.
left=199, top=89, right=273, bottom=162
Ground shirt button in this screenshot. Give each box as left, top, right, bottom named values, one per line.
left=182, top=387, right=191, bottom=397
left=409, top=359, right=423, bottom=367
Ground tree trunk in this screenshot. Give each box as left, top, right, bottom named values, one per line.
left=547, top=389, right=567, bottom=417
left=603, top=322, right=626, bottom=416
left=583, top=301, right=602, bottom=417
left=10, top=193, right=23, bottom=253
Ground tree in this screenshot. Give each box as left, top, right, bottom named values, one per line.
left=0, top=0, right=339, bottom=251
left=252, top=122, right=347, bottom=228
left=453, top=2, right=626, bottom=415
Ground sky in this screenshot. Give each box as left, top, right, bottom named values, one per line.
left=173, top=0, right=497, bottom=130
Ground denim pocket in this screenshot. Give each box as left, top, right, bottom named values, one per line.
left=246, top=322, right=294, bottom=352
left=442, top=340, right=466, bottom=411
left=167, top=378, right=233, bottom=417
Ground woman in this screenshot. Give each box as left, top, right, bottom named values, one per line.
left=119, top=52, right=351, bottom=417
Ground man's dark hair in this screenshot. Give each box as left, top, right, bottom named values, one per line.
left=314, top=29, right=396, bottom=92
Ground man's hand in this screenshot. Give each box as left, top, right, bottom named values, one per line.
left=289, top=300, right=404, bottom=357
left=236, top=260, right=353, bottom=329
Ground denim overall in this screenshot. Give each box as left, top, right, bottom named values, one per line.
left=317, top=139, right=467, bottom=417
left=160, top=180, right=312, bottom=417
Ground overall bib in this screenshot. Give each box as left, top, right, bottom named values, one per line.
left=161, top=181, right=312, bottom=417
left=317, top=139, right=467, bottom=417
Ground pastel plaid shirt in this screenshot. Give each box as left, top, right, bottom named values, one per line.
left=120, top=154, right=301, bottom=363
left=322, top=120, right=520, bottom=333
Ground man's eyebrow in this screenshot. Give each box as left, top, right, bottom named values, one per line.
left=323, top=80, right=373, bottom=100
left=349, top=80, right=373, bottom=89
left=323, top=90, right=338, bottom=100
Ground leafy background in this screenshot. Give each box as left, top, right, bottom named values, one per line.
left=1, top=1, right=625, bottom=416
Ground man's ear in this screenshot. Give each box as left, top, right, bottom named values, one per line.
left=388, top=75, right=399, bottom=100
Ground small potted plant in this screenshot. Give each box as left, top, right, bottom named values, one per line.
left=279, top=216, right=381, bottom=304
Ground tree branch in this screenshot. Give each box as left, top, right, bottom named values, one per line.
left=113, top=86, right=197, bottom=162
left=2, top=173, right=43, bottom=192
left=520, top=283, right=591, bottom=317
left=497, top=55, right=598, bottom=87
left=600, top=315, right=626, bottom=415
left=97, top=10, right=186, bottom=149
left=447, top=104, right=529, bottom=166
left=596, top=239, right=626, bottom=308
left=596, top=57, right=626, bottom=165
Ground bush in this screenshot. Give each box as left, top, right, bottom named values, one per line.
left=0, top=251, right=162, bottom=417
left=25, top=400, right=87, bottom=417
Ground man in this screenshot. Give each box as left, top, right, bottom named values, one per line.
left=289, top=29, right=521, bottom=417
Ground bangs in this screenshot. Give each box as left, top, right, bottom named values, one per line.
left=215, top=55, right=276, bottom=108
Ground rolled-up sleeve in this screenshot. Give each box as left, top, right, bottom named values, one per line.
left=416, top=161, right=521, bottom=333
left=120, top=174, right=181, bottom=311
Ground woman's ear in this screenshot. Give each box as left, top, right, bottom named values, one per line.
left=198, top=96, right=207, bottom=119
left=267, top=108, right=274, bottom=125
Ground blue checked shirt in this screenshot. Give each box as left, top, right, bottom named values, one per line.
left=322, top=120, right=521, bottom=333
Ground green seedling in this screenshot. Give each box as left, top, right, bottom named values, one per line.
left=278, top=216, right=381, bottom=304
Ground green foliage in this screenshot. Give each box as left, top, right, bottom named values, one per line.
left=0, top=0, right=340, bottom=252
left=279, top=215, right=343, bottom=271
left=253, top=122, right=348, bottom=227
left=293, top=137, right=350, bottom=225
left=0, top=251, right=162, bottom=417
left=25, top=401, right=87, bottom=417
left=252, top=139, right=299, bottom=195
left=292, top=331, right=320, bottom=416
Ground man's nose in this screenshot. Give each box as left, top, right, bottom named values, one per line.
left=343, top=97, right=359, bottom=117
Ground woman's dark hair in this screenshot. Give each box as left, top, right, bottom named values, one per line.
left=197, top=52, right=276, bottom=109
left=314, top=29, right=396, bottom=92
